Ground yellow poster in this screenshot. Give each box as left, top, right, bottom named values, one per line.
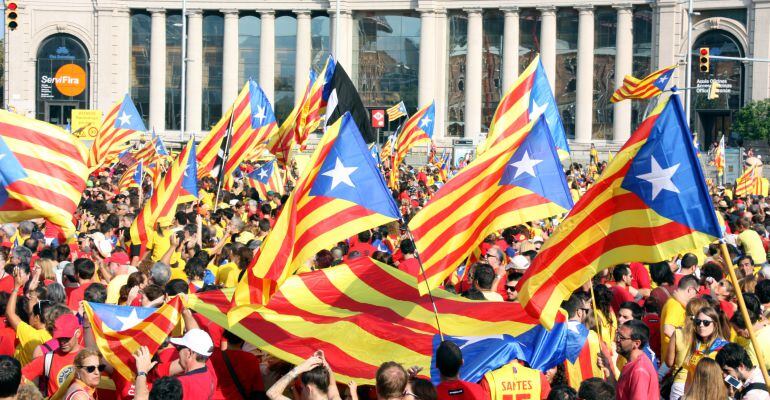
left=71, top=109, right=103, bottom=139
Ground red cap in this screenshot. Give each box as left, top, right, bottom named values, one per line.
left=514, top=234, right=527, bottom=242
left=53, top=314, right=80, bottom=339
left=106, top=252, right=130, bottom=265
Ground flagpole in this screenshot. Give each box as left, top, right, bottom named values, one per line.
left=404, top=226, right=444, bottom=341
left=213, top=109, right=237, bottom=212
left=721, top=240, right=770, bottom=385
left=180, top=0, right=188, bottom=142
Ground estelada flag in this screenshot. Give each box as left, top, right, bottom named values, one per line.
left=0, top=110, right=89, bottom=240
left=229, top=113, right=401, bottom=323
left=409, top=115, right=573, bottom=294
left=611, top=66, right=675, bottom=103
left=246, top=159, right=284, bottom=200
left=83, top=297, right=183, bottom=381
left=88, top=94, right=146, bottom=171
left=517, top=94, right=722, bottom=328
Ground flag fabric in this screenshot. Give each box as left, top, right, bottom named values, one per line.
left=83, top=297, right=183, bottom=381
left=482, top=55, right=570, bottom=159
left=610, top=66, right=676, bottom=103
left=191, top=257, right=579, bottom=384
left=735, top=165, right=762, bottom=197
left=117, top=161, right=143, bottom=193
left=0, top=110, right=89, bottom=239
left=409, top=116, right=573, bottom=294
left=323, top=64, right=376, bottom=143
left=133, top=131, right=169, bottom=164
left=268, top=72, right=315, bottom=167
left=88, top=94, right=146, bottom=171
left=386, top=101, right=408, bottom=122
left=129, top=140, right=195, bottom=251
left=295, top=56, right=335, bottom=147
left=564, top=327, right=604, bottom=389
left=517, top=95, right=722, bottom=327
left=393, top=102, right=435, bottom=175
left=177, top=141, right=199, bottom=204
left=229, top=113, right=401, bottom=322
left=430, top=324, right=586, bottom=385
left=714, top=135, right=725, bottom=177
left=246, top=159, right=285, bottom=200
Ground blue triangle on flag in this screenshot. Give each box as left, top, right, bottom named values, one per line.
left=0, top=136, right=27, bottom=206
left=309, top=113, right=401, bottom=219
left=88, top=302, right=156, bottom=331
left=249, top=160, right=275, bottom=184
left=181, top=141, right=198, bottom=198
left=499, top=116, right=573, bottom=210
left=115, top=94, right=147, bottom=131
left=530, top=61, right=570, bottom=154
left=248, top=80, right=277, bottom=128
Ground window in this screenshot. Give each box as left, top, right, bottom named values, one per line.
left=202, top=14, right=224, bottom=129
left=129, top=12, right=151, bottom=126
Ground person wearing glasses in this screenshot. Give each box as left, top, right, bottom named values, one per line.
left=63, top=348, right=103, bottom=400
left=680, top=307, right=728, bottom=396
left=615, top=320, right=659, bottom=400
left=21, top=313, right=83, bottom=397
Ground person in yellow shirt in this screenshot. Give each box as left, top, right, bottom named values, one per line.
left=731, top=307, right=770, bottom=371
left=736, top=218, right=767, bottom=265
left=145, top=216, right=179, bottom=264
left=216, top=246, right=253, bottom=287
left=661, top=275, right=699, bottom=363
left=7, top=269, right=52, bottom=365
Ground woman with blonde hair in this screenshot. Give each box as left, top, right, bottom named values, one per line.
left=681, top=307, right=729, bottom=389
left=665, top=297, right=710, bottom=400
left=63, top=348, right=104, bottom=400
left=681, top=358, right=728, bottom=400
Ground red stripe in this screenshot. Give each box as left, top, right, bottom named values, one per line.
left=0, top=123, right=83, bottom=162
left=14, top=153, right=85, bottom=190
left=523, top=219, right=696, bottom=316
left=576, top=342, right=594, bottom=380
left=7, top=180, right=79, bottom=212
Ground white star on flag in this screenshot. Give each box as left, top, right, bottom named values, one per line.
left=457, top=335, right=505, bottom=350
left=118, top=111, right=131, bottom=126
left=253, top=106, right=266, bottom=124
left=510, top=151, right=543, bottom=179
left=322, top=158, right=358, bottom=190
left=636, top=156, right=680, bottom=200
left=114, top=309, right=144, bottom=330
left=257, top=169, right=269, bottom=180
left=529, top=100, right=548, bottom=121
left=419, top=115, right=432, bottom=129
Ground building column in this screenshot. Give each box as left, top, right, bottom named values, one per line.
left=538, top=6, right=557, bottom=91
left=502, top=7, right=520, bottom=90
left=222, top=9, right=239, bottom=113
left=330, top=9, right=353, bottom=72
left=295, top=10, right=313, bottom=104
left=652, top=1, right=680, bottom=71
left=418, top=8, right=436, bottom=108
left=613, top=5, right=634, bottom=142
left=185, top=9, right=203, bottom=133
left=149, top=8, right=166, bottom=131
left=259, top=10, right=275, bottom=104
left=433, top=9, right=448, bottom=142
left=751, top=1, right=770, bottom=100
left=575, top=6, right=594, bottom=143
left=464, top=8, right=483, bottom=139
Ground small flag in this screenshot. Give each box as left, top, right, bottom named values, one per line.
left=611, top=66, right=676, bottom=103
left=323, top=64, right=375, bottom=143
left=714, top=135, right=725, bottom=177
left=246, top=159, right=285, bottom=200
left=386, top=101, right=408, bottom=122
left=88, top=94, right=146, bottom=171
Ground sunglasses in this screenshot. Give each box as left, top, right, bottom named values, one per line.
left=506, top=285, right=517, bottom=291
left=78, top=364, right=106, bottom=373
left=693, top=318, right=713, bottom=327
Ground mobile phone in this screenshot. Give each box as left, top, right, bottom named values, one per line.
left=724, top=375, right=743, bottom=390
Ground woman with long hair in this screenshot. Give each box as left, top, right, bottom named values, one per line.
left=665, top=297, right=709, bottom=400
left=681, top=358, right=728, bottom=400
left=681, top=307, right=729, bottom=391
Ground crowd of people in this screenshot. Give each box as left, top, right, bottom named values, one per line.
left=0, top=152, right=768, bottom=400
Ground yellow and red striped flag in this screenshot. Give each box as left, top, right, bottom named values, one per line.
left=392, top=102, right=435, bottom=175
left=246, top=159, right=284, bottom=200
left=229, top=113, right=401, bottom=323
left=117, top=161, right=143, bottom=193
left=610, top=66, right=676, bottom=103
left=193, top=257, right=573, bottom=384
left=386, top=101, right=407, bottom=122
left=735, top=165, right=762, bottom=197
left=0, top=110, right=89, bottom=240
left=87, top=94, right=146, bottom=171
left=408, top=116, right=573, bottom=294
left=714, top=135, right=725, bottom=177
left=295, top=57, right=334, bottom=147
left=517, top=95, right=722, bottom=327
left=83, top=297, right=183, bottom=381
left=129, top=139, right=195, bottom=252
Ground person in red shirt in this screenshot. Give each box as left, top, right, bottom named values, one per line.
left=210, top=331, right=264, bottom=400
left=673, top=253, right=698, bottom=287
left=67, top=259, right=95, bottom=311
left=628, top=262, right=651, bottom=297
left=434, top=341, right=486, bottom=400
left=22, top=313, right=83, bottom=397
left=346, top=231, right=377, bottom=261
left=614, top=320, right=659, bottom=400
left=610, top=265, right=636, bottom=315
left=396, top=239, right=420, bottom=277
left=155, top=329, right=218, bottom=400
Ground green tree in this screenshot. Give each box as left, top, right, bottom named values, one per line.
left=734, top=99, right=770, bottom=143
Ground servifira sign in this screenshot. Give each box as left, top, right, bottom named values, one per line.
left=40, top=64, right=86, bottom=99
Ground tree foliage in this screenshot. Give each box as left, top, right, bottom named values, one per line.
left=734, top=99, right=770, bottom=142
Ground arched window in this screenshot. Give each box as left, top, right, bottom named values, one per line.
left=36, top=33, right=90, bottom=126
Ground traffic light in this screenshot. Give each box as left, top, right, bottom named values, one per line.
left=699, top=47, right=710, bottom=73
left=6, top=1, right=18, bottom=31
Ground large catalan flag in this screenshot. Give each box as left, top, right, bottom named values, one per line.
left=129, top=140, right=195, bottom=251
left=117, top=161, right=143, bottom=193
left=0, top=110, right=88, bottom=239
left=246, top=159, right=284, bottom=200
left=83, top=297, right=183, bottom=381
left=221, top=82, right=279, bottom=184
left=610, top=66, right=676, bottom=103
left=517, top=95, right=722, bottom=327
left=88, top=94, right=146, bottom=171
left=192, top=257, right=581, bottom=384
left=229, top=113, right=401, bottom=322
left=482, top=55, right=570, bottom=158
left=393, top=102, right=435, bottom=171
left=409, top=116, right=573, bottom=294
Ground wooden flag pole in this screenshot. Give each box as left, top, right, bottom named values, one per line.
left=404, top=225, right=444, bottom=341
left=721, top=241, right=770, bottom=385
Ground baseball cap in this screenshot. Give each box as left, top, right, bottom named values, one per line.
left=106, top=252, right=130, bottom=265
left=53, top=314, right=80, bottom=339
left=508, top=255, right=530, bottom=271
left=169, top=328, right=214, bottom=357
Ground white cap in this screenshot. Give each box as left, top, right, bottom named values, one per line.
left=89, top=232, right=113, bottom=258
left=508, top=255, right=530, bottom=271
left=169, top=328, right=214, bottom=357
